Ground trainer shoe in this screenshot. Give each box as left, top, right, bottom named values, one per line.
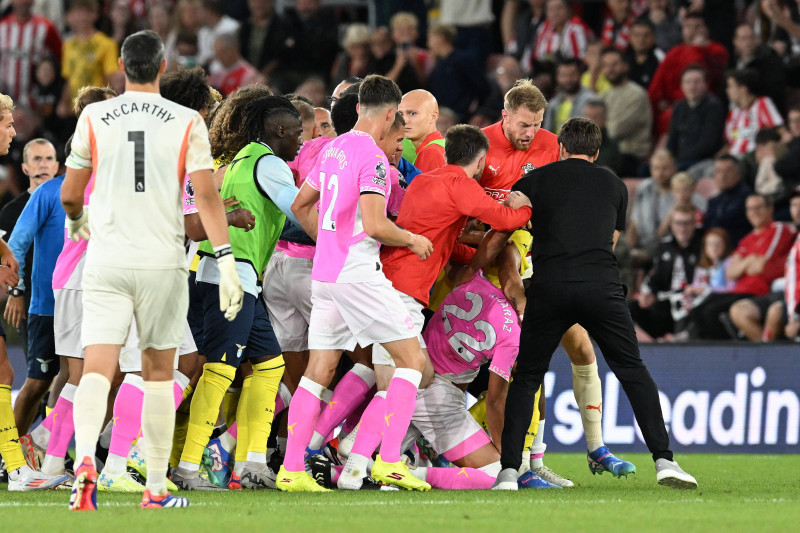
left=69, top=458, right=98, bottom=511
left=307, top=455, right=334, bottom=489
left=533, top=465, right=574, bottom=488
left=7, top=464, right=69, bottom=492
left=171, top=466, right=225, bottom=491
left=655, top=458, right=697, bottom=489
left=202, top=438, right=232, bottom=488
left=127, top=442, right=148, bottom=479
left=227, top=471, right=242, bottom=490
left=240, top=462, right=276, bottom=489
left=518, top=469, right=561, bottom=489
left=588, top=446, right=636, bottom=478
left=276, top=466, right=331, bottom=492
left=141, top=489, right=190, bottom=509
left=491, top=467, right=519, bottom=490
left=370, top=455, right=430, bottom=491
left=98, top=470, right=145, bottom=492
left=18, top=434, right=41, bottom=470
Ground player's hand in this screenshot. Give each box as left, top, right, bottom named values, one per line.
left=1, top=251, right=19, bottom=274
left=504, top=191, right=531, bottom=210
left=66, top=208, right=90, bottom=242
left=223, top=196, right=240, bottom=209
left=408, top=233, right=433, bottom=260
left=216, top=251, right=243, bottom=321
left=3, top=294, right=25, bottom=329
left=226, top=208, right=256, bottom=232
left=0, top=266, right=19, bottom=290
left=503, top=284, right=527, bottom=324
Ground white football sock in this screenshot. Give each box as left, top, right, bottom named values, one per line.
left=142, top=380, right=175, bottom=495
left=73, top=373, right=111, bottom=463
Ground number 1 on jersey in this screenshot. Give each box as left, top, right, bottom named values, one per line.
left=320, top=171, right=339, bottom=232
left=128, top=130, right=145, bottom=192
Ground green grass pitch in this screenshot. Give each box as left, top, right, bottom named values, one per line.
left=2, top=453, right=798, bottom=532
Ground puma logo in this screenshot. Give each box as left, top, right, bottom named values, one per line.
left=328, top=401, right=338, bottom=410
left=587, top=402, right=602, bottom=414
left=456, top=468, right=468, bottom=478
left=288, top=422, right=298, bottom=435
left=384, top=413, right=394, bottom=427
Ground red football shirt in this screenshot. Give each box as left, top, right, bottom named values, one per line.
left=381, top=164, right=532, bottom=304
left=733, top=222, right=797, bottom=296
left=414, top=131, right=446, bottom=173
left=480, top=120, right=559, bottom=201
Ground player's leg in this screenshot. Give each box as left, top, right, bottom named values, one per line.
left=562, top=324, right=635, bottom=480
left=764, top=300, right=787, bottom=341
left=13, top=314, right=59, bottom=435
left=578, top=281, right=696, bottom=489
left=729, top=298, right=763, bottom=341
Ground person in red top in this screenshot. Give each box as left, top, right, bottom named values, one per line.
left=648, top=12, right=728, bottom=135
left=481, top=79, right=559, bottom=201
left=398, top=89, right=446, bottom=173
left=382, top=124, right=532, bottom=305
left=689, top=194, right=796, bottom=339
left=0, top=0, right=62, bottom=108
left=208, top=33, right=263, bottom=96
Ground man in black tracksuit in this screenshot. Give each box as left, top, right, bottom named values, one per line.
left=481, top=118, right=698, bottom=490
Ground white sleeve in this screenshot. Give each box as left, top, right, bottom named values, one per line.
left=255, top=155, right=301, bottom=226
left=66, top=112, right=93, bottom=170
left=184, top=114, right=214, bottom=175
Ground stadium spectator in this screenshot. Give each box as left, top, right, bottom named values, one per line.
left=582, top=98, right=622, bottom=174
left=581, top=40, right=611, bottom=94
left=238, top=0, right=290, bottom=80
left=600, top=46, right=652, bottom=176
left=483, top=55, right=525, bottom=113
left=601, top=0, right=635, bottom=50
left=331, top=24, right=372, bottom=87
left=438, top=0, right=495, bottom=67
left=501, top=0, right=546, bottom=73
left=637, top=0, right=681, bottom=52
left=0, top=0, right=62, bottom=108
left=690, top=194, right=796, bottom=339
left=436, top=106, right=458, bottom=135
left=723, top=69, right=785, bottom=156
left=666, top=65, right=726, bottom=170
left=774, top=106, right=800, bottom=199
left=732, top=23, right=786, bottom=114
left=703, top=155, right=753, bottom=247
left=648, top=12, right=728, bottom=136
left=533, top=0, right=591, bottom=64
left=625, top=18, right=663, bottom=89
left=630, top=204, right=702, bottom=340
left=367, top=27, right=420, bottom=94
left=208, top=33, right=263, bottom=97
left=105, top=0, right=142, bottom=49
left=282, top=0, right=340, bottom=86
left=165, top=0, right=203, bottom=69
left=426, top=23, right=489, bottom=121
left=657, top=172, right=706, bottom=239
left=389, top=12, right=430, bottom=86
left=61, top=0, right=119, bottom=102
left=628, top=149, right=678, bottom=260
left=293, top=76, right=327, bottom=108
left=543, top=58, right=595, bottom=134
left=147, top=2, right=172, bottom=45
left=196, top=0, right=240, bottom=68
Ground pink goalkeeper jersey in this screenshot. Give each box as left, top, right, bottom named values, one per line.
left=423, top=273, right=520, bottom=383
left=306, top=130, right=391, bottom=283
left=52, top=172, right=95, bottom=291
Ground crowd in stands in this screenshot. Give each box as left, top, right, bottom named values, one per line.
left=1, top=0, right=799, bottom=344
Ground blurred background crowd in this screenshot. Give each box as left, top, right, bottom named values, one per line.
left=1, top=0, right=799, bottom=345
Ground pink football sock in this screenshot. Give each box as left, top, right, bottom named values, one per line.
left=378, top=368, right=421, bottom=463
left=314, top=365, right=375, bottom=445
left=40, top=411, right=54, bottom=432
left=45, top=388, right=76, bottom=458
left=283, top=378, right=326, bottom=472
left=341, top=386, right=375, bottom=435
left=331, top=464, right=344, bottom=484
left=108, top=380, right=144, bottom=458
left=426, top=467, right=495, bottom=489
left=350, top=392, right=386, bottom=458
left=173, top=381, right=184, bottom=409
left=227, top=422, right=237, bottom=440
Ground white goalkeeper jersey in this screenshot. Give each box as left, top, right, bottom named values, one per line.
left=67, top=90, right=214, bottom=270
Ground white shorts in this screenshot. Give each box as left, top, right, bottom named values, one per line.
left=308, top=278, right=417, bottom=351
left=81, top=265, right=189, bottom=351
left=54, top=288, right=83, bottom=359
left=262, top=251, right=312, bottom=352
left=412, top=376, right=490, bottom=462
left=372, top=290, right=426, bottom=366
left=119, top=319, right=196, bottom=373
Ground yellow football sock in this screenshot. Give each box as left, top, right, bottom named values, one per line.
left=0, top=385, right=26, bottom=471
left=234, top=375, right=251, bottom=466
left=170, top=387, right=194, bottom=468
left=180, top=362, right=235, bottom=466
left=223, top=387, right=241, bottom=428
left=247, top=356, right=285, bottom=457
left=523, top=385, right=542, bottom=450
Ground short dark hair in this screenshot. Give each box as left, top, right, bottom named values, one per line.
left=159, top=66, right=210, bottom=112
left=241, top=96, right=300, bottom=143
left=681, top=63, right=707, bottom=80
left=73, top=85, right=117, bottom=117
left=331, top=92, right=359, bottom=134
left=121, top=30, right=165, bottom=84
left=340, top=81, right=362, bottom=97
left=756, top=127, right=781, bottom=145
left=600, top=46, right=625, bottom=61
left=683, top=11, right=705, bottom=24
left=358, top=74, right=401, bottom=110
left=556, top=57, right=583, bottom=71
left=558, top=117, right=602, bottom=157
left=445, top=125, right=489, bottom=166
left=388, top=111, right=405, bottom=133
left=202, top=0, right=225, bottom=15
left=429, top=23, right=457, bottom=44
left=747, top=193, right=773, bottom=208
left=631, top=17, right=656, bottom=32
left=727, top=68, right=760, bottom=96
left=716, top=153, right=741, bottom=171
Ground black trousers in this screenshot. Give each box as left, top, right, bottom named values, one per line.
left=500, top=281, right=673, bottom=471
left=629, top=299, right=674, bottom=339
left=688, top=292, right=753, bottom=339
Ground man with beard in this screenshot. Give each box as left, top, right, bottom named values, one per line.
left=543, top=58, right=595, bottom=135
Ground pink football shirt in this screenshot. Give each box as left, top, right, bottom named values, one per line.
left=423, top=273, right=520, bottom=383
left=306, top=130, right=391, bottom=283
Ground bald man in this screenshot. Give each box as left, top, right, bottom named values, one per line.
left=399, top=89, right=447, bottom=173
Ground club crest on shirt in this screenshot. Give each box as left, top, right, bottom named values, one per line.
left=521, top=162, right=535, bottom=175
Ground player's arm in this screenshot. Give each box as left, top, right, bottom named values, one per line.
left=256, top=156, right=301, bottom=226
left=497, top=242, right=525, bottom=321
left=62, top=113, right=93, bottom=241
left=291, top=181, right=320, bottom=242
left=184, top=197, right=255, bottom=242
left=360, top=193, right=432, bottom=259
left=450, top=229, right=513, bottom=286
left=485, top=371, right=509, bottom=452
left=463, top=186, right=532, bottom=232
left=613, top=229, right=621, bottom=251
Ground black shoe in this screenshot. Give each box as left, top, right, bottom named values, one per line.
left=267, top=449, right=284, bottom=474
left=307, top=455, right=333, bottom=488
